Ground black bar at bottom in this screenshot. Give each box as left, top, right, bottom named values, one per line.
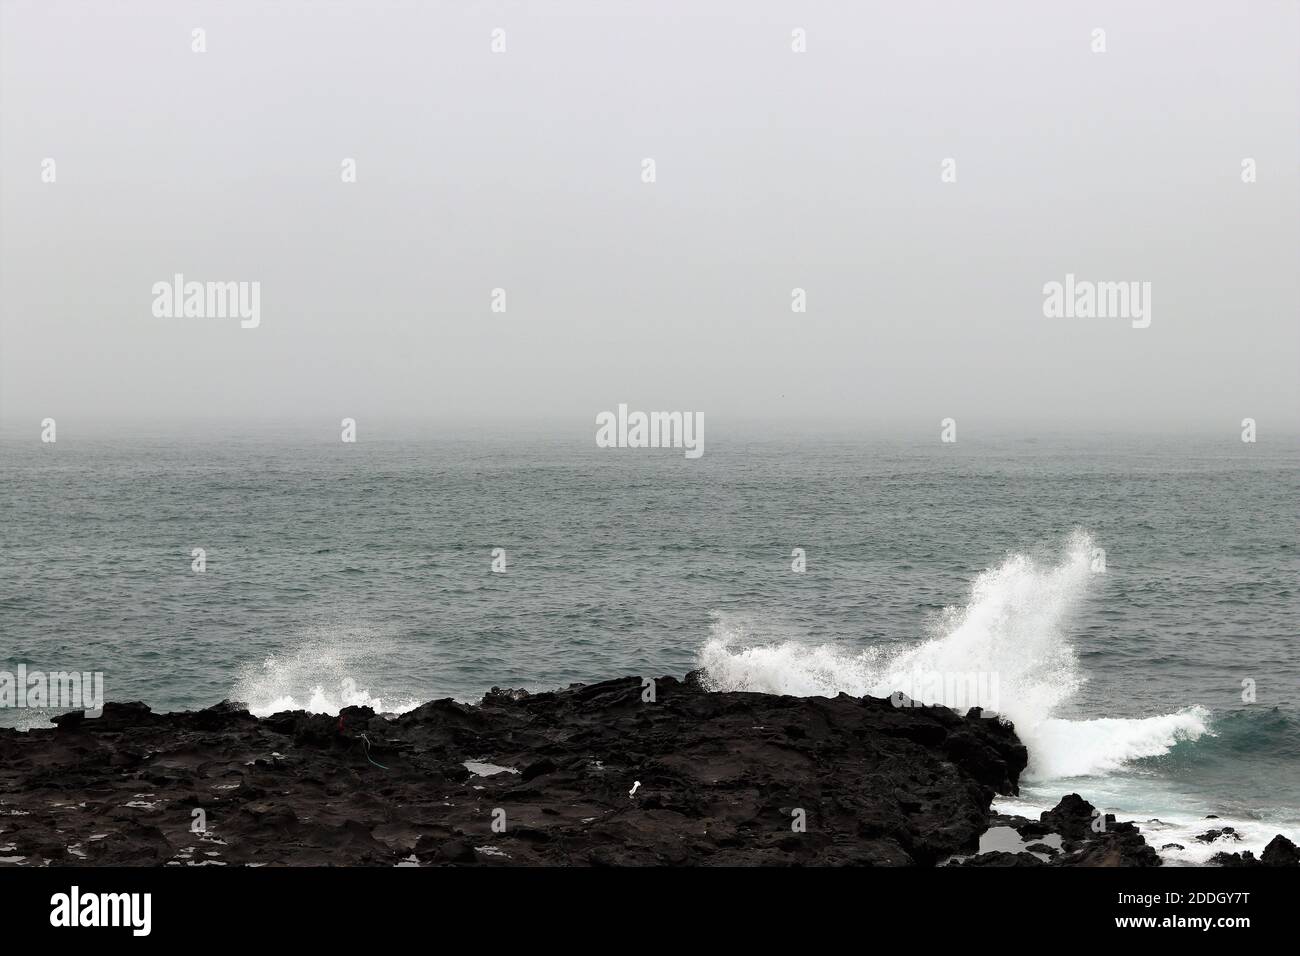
left=0, top=865, right=1287, bottom=941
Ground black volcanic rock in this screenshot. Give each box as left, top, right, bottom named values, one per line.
left=1040, top=793, right=1099, bottom=840
left=1209, top=850, right=1260, bottom=867
left=1261, top=834, right=1300, bottom=866
left=1045, top=795, right=1162, bottom=867
left=990, top=795, right=1162, bottom=867
left=953, top=850, right=1048, bottom=866
left=16, top=677, right=1279, bottom=868
left=1210, top=834, right=1300, bottom=868
left=0, top=675, right=1029, bottom=867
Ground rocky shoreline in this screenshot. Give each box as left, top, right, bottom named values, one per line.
left=0, top=673, right=1295, bottom=867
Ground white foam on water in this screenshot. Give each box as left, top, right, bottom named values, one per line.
left=993, top=791, right=1293, bottom=866
left=698, top=530, right=1212, bottom=781
left=232, top=629, right=420, bottom=717
left=1027, top=708, right=1211, bottom=779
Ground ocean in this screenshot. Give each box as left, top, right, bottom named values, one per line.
left=2, top=425, right=1297, bottom=865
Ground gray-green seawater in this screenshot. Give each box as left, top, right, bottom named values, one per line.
left=2, top=425, right=1296, bottom=863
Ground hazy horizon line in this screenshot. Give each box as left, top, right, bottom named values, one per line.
left=2, top=415, right=1296, bottom=438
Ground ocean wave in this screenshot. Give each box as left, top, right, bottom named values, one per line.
left=1026, top=709, right=1211, bottom=779
left=698, top=530, right=1211, bottom=779
left=1157, top=706, right=1299, bottom=765
left=232, top=630, right=420, bottom=717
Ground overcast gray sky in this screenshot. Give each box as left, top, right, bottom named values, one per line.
left=2, top=0, right=1296, bottom=431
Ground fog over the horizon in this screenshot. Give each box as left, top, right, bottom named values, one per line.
left=1, top=0, right=1297, bottom=433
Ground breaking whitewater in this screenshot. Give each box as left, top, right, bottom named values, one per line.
left=698, top=530, right=1293, bottom=865
left=219, top=528, right=1295, bottom=866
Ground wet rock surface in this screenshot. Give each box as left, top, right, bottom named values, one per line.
left=0, top=674, right=1028, bottom=866
left=967, top=796, right=1300, bottom=868
left=1209, top=834, right=1300, bottom=868
left=1195, top=827, right=1241, bottom=844
left=960, top=794, right=1162, bottom=867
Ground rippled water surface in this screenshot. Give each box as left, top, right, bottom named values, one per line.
left=2, top=426, right=1296, bottom=860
